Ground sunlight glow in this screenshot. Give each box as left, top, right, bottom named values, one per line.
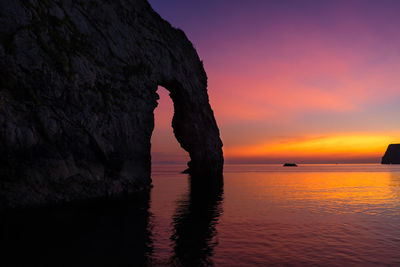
left=226, top=134, right=399, bottom=161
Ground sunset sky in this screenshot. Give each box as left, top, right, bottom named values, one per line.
left=149, top=0, right=400, bottom=164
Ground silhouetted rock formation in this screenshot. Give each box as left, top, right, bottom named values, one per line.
left=382, top=144, right=400, bottom=164
left=0, top=0, right=223, bottom=209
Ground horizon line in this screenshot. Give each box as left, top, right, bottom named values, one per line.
left=152, top=161, right=383, bottom=165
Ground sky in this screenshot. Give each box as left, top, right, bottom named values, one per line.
left=149, top=0, right=400, bottom=164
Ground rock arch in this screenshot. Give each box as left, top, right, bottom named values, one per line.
left=157, top=78, right=223, bottom=177
left=0, top=0, right=223, bottom=209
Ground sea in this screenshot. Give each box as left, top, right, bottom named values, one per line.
left=3, top=163, right=400, bottom=266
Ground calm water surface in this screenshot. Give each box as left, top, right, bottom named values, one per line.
left=150, top=163, right=400, bottom=266
left=3, top=164, right=400, bottom=266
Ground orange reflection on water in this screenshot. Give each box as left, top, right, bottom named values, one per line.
left=214, top=165, right=400, bottom=265
left=223, top=165, right=400, bottom=219
left=148, top=164, right=400, bottom=265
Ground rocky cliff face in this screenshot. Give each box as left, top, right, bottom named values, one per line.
left=382, top=144, right=400, bottom=164
left=0, top=0, right=223, bottom=209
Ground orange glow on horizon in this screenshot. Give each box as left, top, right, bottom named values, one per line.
left=225, top=133, right=399, bottom=161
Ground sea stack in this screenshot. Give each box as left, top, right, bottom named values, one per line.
left=381, top=144, right=400, bottom=164
left=0, top=0, right=223, bottom=209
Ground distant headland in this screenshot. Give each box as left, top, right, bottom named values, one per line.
left=382, top=144, right=400, bottom=164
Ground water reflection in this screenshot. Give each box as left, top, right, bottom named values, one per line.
left=389, top=171, right=400, bottom=202
left=2, top=175, right=225, bottom=267
left=2, top=192, right=153, bottom=266
left=3, top=164, right=400, bottom=265
left=169, top=177, right=224, bottom=266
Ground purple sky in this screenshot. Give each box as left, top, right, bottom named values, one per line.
left=149, top=0, right=400, bottom=163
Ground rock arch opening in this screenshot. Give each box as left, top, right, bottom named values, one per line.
left=152, top=86, right=189, bottom=165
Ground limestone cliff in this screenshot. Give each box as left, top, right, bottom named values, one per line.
left=382, top=144, right=400, bottom=164
left=0, top=0, right=223, bottom=209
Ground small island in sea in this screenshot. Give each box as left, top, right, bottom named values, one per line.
left=283, top=163, right=298, bottom=167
